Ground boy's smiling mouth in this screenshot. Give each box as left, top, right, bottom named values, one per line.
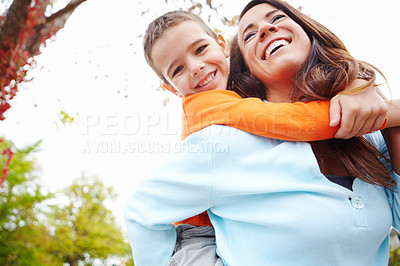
left=263, top=39, right=290, bottom=60
left=196, top=70, right=217, bottom=89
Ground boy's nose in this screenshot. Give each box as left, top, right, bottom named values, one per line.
left=191, top=63, right=205, bottom=77
left=259, top=23, right=278, bottom=42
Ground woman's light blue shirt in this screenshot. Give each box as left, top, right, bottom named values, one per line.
left=124, top=125, right=400, bottom=266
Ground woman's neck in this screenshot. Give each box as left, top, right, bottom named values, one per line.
left=264, top=78, right=294, bottom=103
left=265, top=86, right=292, bottom=103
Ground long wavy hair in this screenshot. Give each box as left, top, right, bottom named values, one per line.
left=229, top=0, right=394, bottom=189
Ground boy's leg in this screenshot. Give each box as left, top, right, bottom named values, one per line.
left=168, top=224, right=222, bottom=266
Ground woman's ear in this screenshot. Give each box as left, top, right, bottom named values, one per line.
left=217, top=34, right=230, bottom=58
left=161, top=82, right=182, bottom=97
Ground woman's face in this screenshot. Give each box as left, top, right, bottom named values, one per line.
left=238, top=3, right=311, bottom=92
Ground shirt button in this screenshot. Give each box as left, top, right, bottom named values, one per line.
left=350, top=196, right=365, bottom=209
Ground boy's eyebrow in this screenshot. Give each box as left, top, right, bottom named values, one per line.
left=166, top=38, right=207, bottom=76
left=167, top=59, right=178, bottom=77
left=241, top=9, right=279, bottom=39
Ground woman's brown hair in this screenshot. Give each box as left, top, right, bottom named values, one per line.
left=229, top=0, right=395, bottom=189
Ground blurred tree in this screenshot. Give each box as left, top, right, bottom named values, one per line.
left=164, top=0, right=239, bottom=26
left=47, top=176, right=131, bottom=266
left=1, top=142, right=132, bottom=265
left=0, top=0, right=88, bottom=120
left=0, top=139, right=57, bottom=265
left=0, top=138, right=13, bottom=185
left=140, top=0, right=239, bottom=30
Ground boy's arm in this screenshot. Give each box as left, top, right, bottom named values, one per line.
left=124, top=134, right=214, bottom=266
left=182, top=84, right=387, bottom=141
left=182, top=90, right=336, bottom=141
left=330, top=80, right=389, bottom=138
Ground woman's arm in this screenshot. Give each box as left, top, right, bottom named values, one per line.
left=386, top=99, right=400, bottom=128
left=367, top=131, right=400, bottom=230
left=383, top=126, right=400, bottom=174
left=385, top=127, right=400, bottom=230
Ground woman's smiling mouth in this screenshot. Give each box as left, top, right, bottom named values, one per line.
left=263, top=39, right=290, bottom=60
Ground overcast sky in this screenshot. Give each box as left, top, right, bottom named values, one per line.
left=1, top=0, right=399, bottom=228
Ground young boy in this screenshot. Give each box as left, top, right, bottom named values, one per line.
left=125, top=10, right=391, bottom=265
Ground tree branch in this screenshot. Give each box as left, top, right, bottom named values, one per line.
left=0, top=0, right=31, bottom=49
left=24, top=0, right=88, bottom=56
left=46, top=0, right=88, bottom=26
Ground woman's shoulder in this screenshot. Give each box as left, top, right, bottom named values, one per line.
left=185, top=124, right=283, bottom=152
left=185, top=124, right=248, bottom=140
left=364, top=131, right=387, bottom=154
left=364, top=131, right=385, bottom=145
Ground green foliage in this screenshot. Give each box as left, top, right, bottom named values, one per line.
left=58, top=110, right=76, bottom=125
left=0, top=139, right=132, bottom=265
left=0, top=139, right=56, bottom=265
left=390, top=247, right=400, bottom=266
left=47, top=176, right=131, bottom=266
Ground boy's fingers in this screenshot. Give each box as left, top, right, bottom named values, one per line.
left=373, top=116, right=387, bottom=131
left=354, top=103, right=387, bottom=136
left=356, top=116, right=386, bottom=137
left=353, top=115, right=375, bottom=137
left=334, top=111, right=355, bottom=139
left=347, top=116, right=367, bottom=138
left=329, top=95, right=341, bottom=127
left=341, top=114, right=367, bottom=139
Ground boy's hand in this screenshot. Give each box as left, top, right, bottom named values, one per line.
left=329, top=79, right=388, bottom=139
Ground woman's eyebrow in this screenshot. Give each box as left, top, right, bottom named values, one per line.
left=241, top=9, right=280, bottom=38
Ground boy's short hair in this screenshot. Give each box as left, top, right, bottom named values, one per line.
left=143, top=10, right=218, bottom=84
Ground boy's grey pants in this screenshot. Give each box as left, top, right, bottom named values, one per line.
left=168, top=224, right=223, bottom=266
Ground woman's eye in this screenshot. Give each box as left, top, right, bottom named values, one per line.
left=244, top=32, right=256, bottom=42
left=196, top=45, right=207, bottom=55
left=172, top=66, right=183, bottom=77
left=271, top=14, right=286, bottom=24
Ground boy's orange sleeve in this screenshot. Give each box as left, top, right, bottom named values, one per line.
left=182, top=90, right=338, bottom=141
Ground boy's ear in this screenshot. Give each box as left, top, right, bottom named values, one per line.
left=217, top=34, right=230, bottom=58
left=161, top=82, right=182, bottom=97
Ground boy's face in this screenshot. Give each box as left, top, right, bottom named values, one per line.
left=151, top=21, right=230, bottom=97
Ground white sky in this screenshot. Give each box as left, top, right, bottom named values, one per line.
left=1, top=0, right=399, bottom=229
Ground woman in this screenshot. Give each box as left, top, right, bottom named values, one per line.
left=125, top=1, right=400, bottom=265
left=179, top=1, right=400, bottom=264
left=227, top=0, right=399, bottom=190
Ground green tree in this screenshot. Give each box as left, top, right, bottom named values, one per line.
left=47, top=176, right=131, bottom=266
left=0, top=139, right=57, bottom=265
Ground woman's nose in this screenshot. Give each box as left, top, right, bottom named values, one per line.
left=258, top=24, right=278, bottom=42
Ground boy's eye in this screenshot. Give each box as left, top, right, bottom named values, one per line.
left=195, top=45, right=207, bottom=55
left=244, top=32, right=256, bottom=43
left=271, top=14, right=286, bottom=24
left=172, top=66, right=183, bottom=77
